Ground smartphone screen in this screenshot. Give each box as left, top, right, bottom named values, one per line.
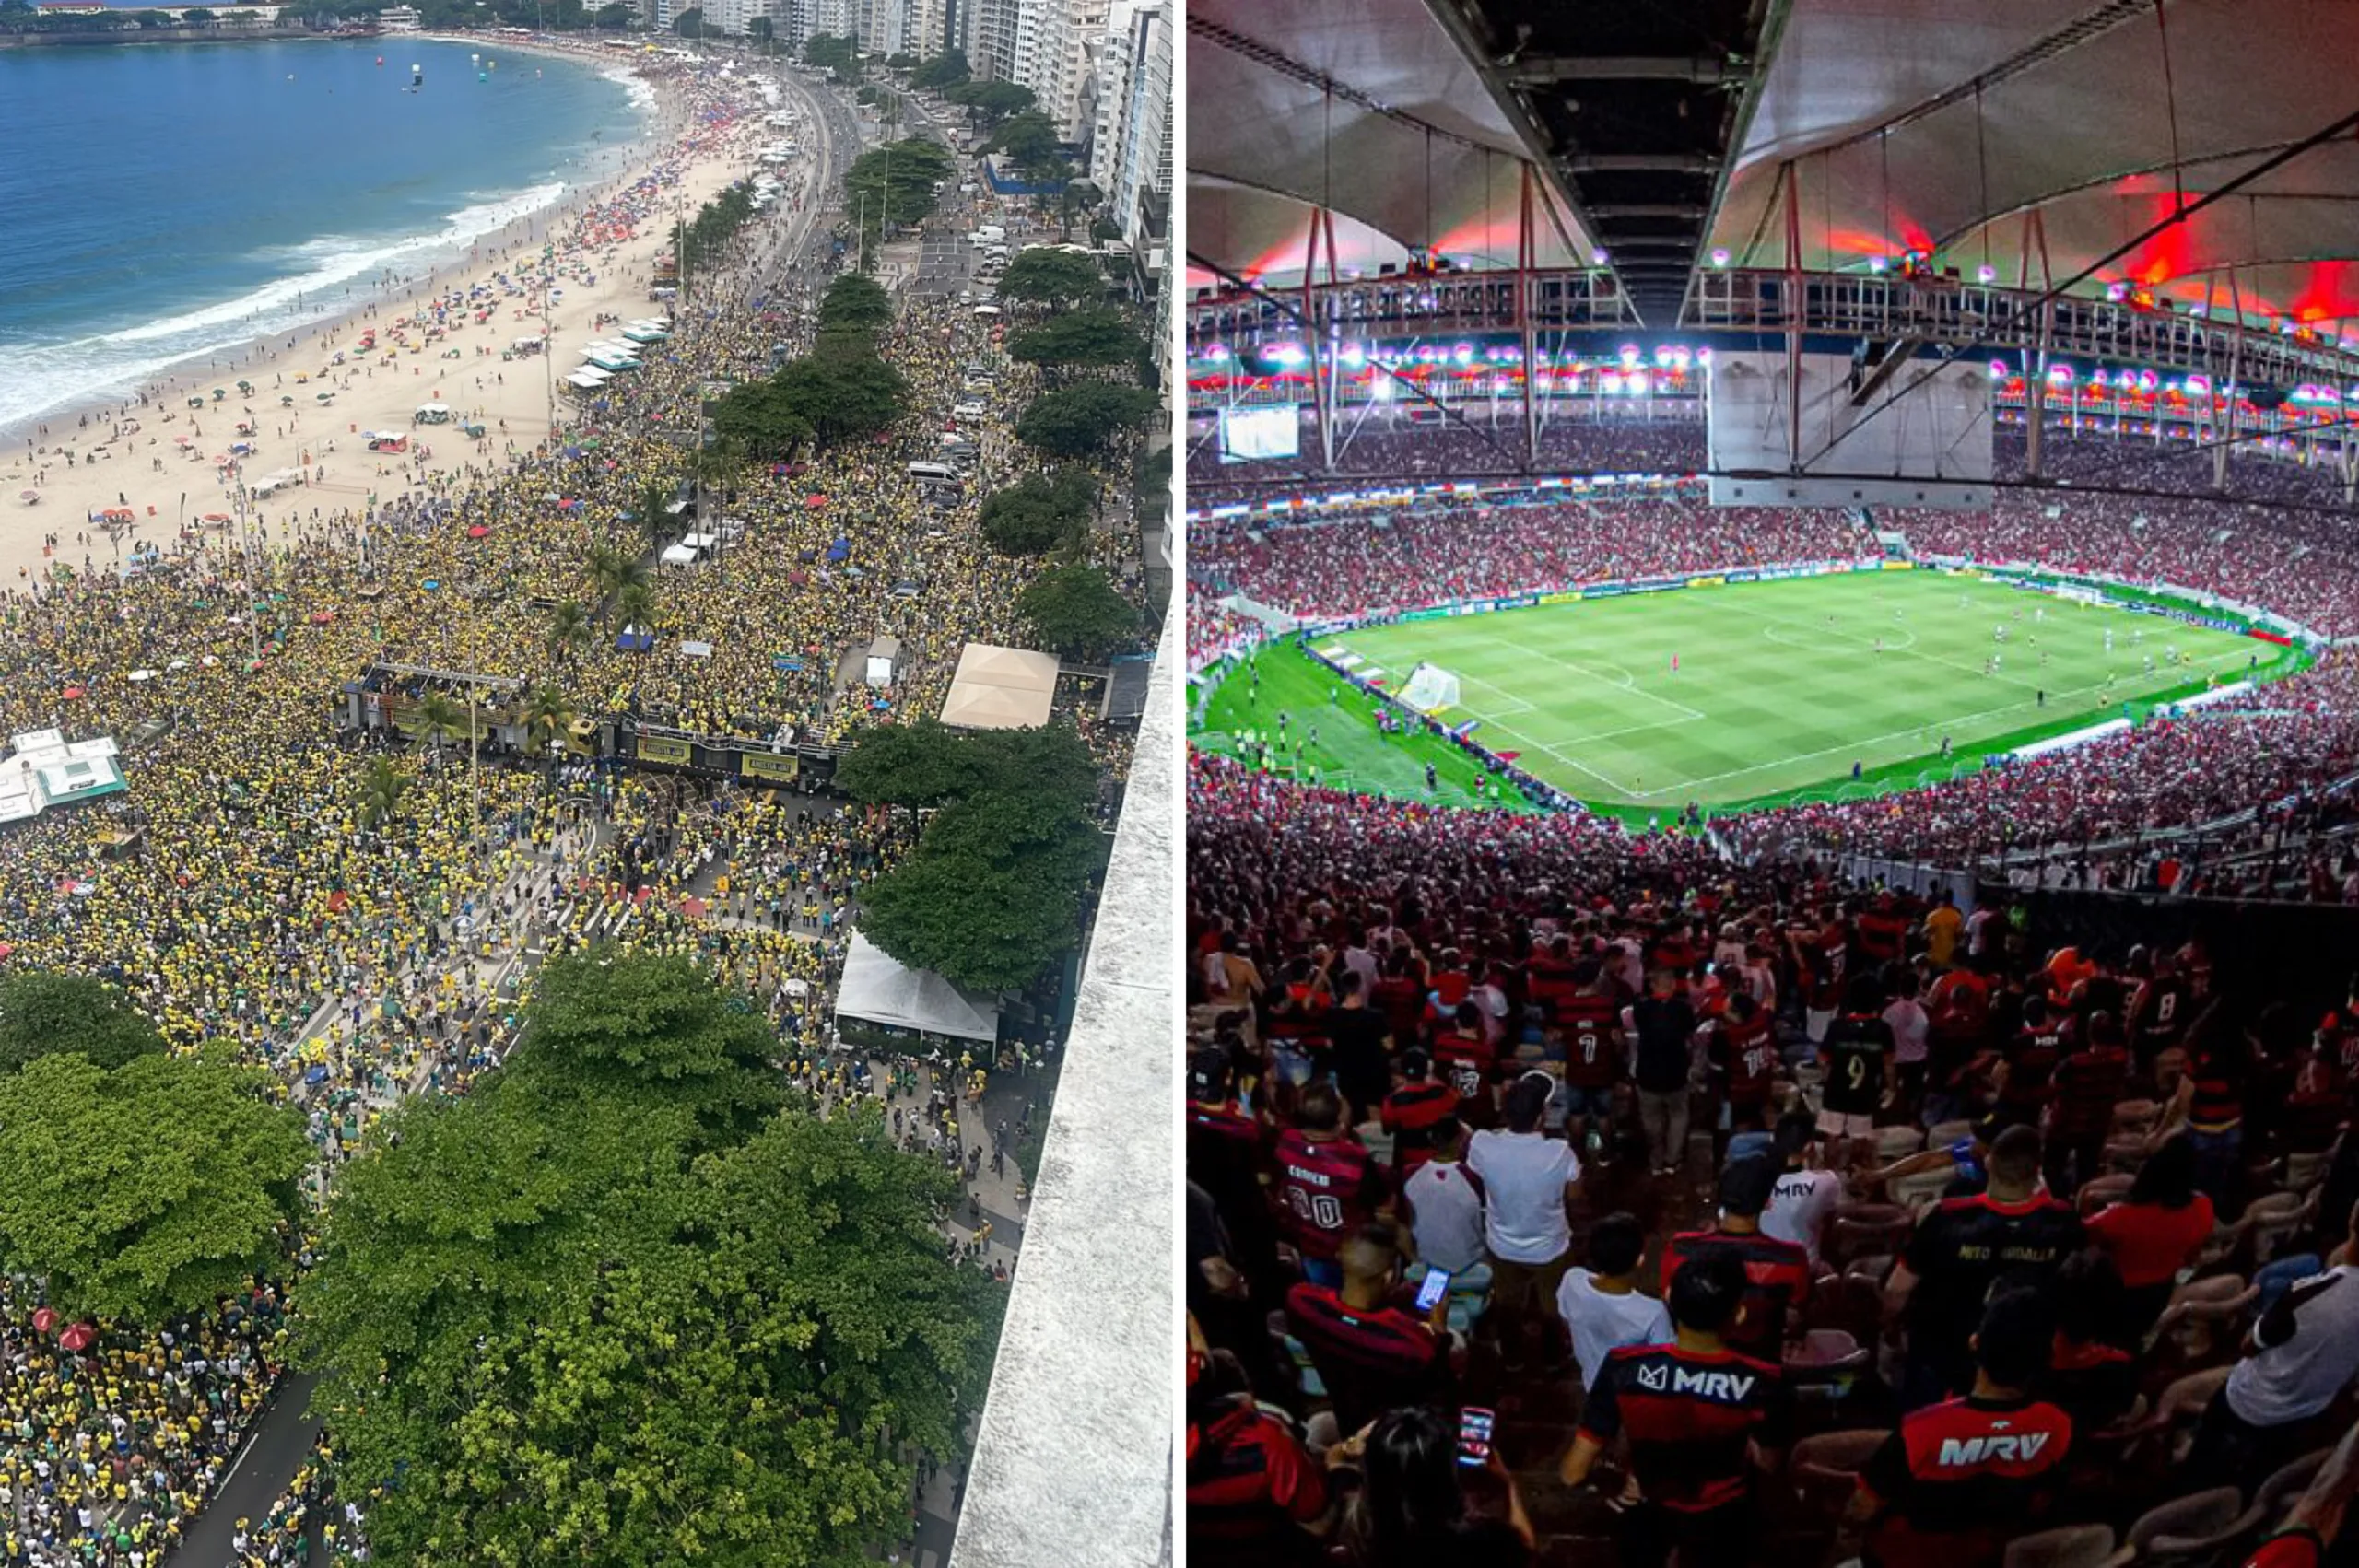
left=1457, top=1407, right=1496, bottom=1468
left=1414, top=1269, right=1451, bottom=1313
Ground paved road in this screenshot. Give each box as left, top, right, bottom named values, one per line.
left=164, top=1374, right=323, bottom=1568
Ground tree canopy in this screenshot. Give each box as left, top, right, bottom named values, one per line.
left=994, top=248, right=1107, bottom=307
left=945, top=79, right=1035, bottom=123
left=803, top=31, right=859, bottom=73
left=1007, top=309, right=1149, bottom=371
left=670, top=6, right=701, bottom=32
left=910, top=50, right=969, bottom=88
left=845, top=724, right=1106, bottom=991
left=1017, top=563, right=1139, bottom=662
left=294, top=953, right=1000, bottom=1568
left=0, top=1047, right=309, bottom=1325
left=817, top=272, right=894, bottom=333
left=842, top=139, right=956, bottom=233
left=0, top=971, right=166, bottom=1075
left=1015, top=383, right=1159, bottom=458
left=977, top=468, right=1095, bottom=555
left=712, top=331, right=906, bottom=455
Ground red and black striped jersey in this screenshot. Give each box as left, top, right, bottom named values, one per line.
left=1579, top=1343, right=1790, bottom=1514
left=1708, top=1012, right=1777, bottom=1104
left=1660, top=1229, right=1812, bottom=1355
left=1187, top=1396, right=1330, bottom=1562
left=1860, top=1394, right=2073, bottom=1568
left=1557, top=994, right=1623, bottom=1088
left=1283, top=1281, right=1449, bottom=1434
left=1268, top=1129, right=1386, bottom=1261
left=1999, top=1028, right=2062, bottom=1111
left=1378, top=1080, right=1460, bottom=1176
left=1432, top=1032, right=1501, bottom=1119
left=2048, top=1045, right=2131, bottom=1136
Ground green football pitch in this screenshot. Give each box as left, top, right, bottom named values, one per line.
left=1192, top=570, right=2304, bottom=817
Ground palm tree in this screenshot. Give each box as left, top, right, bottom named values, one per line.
left=357, top=755, right=409, bottom=837
left=546, top=600, right=592, bottom=667
left=519, top=683, right=577, bottom=793
left=637, top=479, right=675, bottom=554
left=414, top=692, right=465, bottom=756
left=585, top=544, right=649, bottom=625
left=615, top=579, right=658, bottom=638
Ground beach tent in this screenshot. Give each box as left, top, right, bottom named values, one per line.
left=659, top=544, right=699, bottom=568
left=616, top=626, right=655, bottom=652
left=834, top=931, right=1001, bottom=1042
left=939, top=643, right=1060, bottom=731
left=826, top=538, right=851, bottom=563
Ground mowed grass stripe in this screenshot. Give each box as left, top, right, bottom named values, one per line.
left=1324, top=572, right=2272, bottom=807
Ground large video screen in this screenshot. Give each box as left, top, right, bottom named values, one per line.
left=1217, top=404, right=1301, bottom=463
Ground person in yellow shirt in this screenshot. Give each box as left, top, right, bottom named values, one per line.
left=1921, top=888, right=1965, bottom=970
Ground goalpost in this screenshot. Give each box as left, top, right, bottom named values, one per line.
left=1397, top=662, right=1462, bottom=715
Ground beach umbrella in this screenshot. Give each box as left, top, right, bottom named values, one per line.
left=806, top=495, right=828, bottom=509
left=127, top=670, right=156, bottom=684
left=17, top=491, right=36, bottom=504
left=175, top=436, right=193, bottom=448
left=30, top=1308, right=55, bottom=1334
left=58, top=1323, right=94, bottom=1353
left=466, top=525, right=489, bottom=539
left=167, top=660, right=188, bottom=671
left=61, top=687, right=84, bottom=701
left=201, top=655, right=218, bottom=668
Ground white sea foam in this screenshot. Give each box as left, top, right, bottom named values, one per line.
left=0, top=181, right=569, bottom=435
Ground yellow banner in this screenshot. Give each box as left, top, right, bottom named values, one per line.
left=1881, top=559, right=1914, bottom=570
left=1538, top=591, right=1583, bottom=605
left=637, top=735, right=692, bottom=764
left=1688, top=575, right=1725, bottom=590
left=740, top=751, right=800, bottom=781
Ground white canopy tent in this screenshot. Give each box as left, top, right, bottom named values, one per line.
left=834, top=931, right=1001, bottom=1042
left=939, top=642, right=1059, bottom=731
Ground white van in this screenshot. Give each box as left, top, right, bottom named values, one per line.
left=952, top=399, right=988, bottom=419
left=907, top=461, right=957, bottom=483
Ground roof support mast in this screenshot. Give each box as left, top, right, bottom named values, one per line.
left=1519, top=164, right=1540, bottom=468
left=1782, top=160, right=1803, bottom=474
left=2219, top=266, right=2244, bottom=495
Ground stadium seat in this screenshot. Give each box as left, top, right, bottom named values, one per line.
left=1889, top=1165, right=1954, bottom=1212
left=1872, top=1125, right=1924, bottom=1163
left=1825, top=1205, right=1914, bottom=1270
left=2243, top=1190, right=2309, bottom=1263
left=2283, top=1150, right=2331, bottom=1194
left=2005, top=1525, right=2118, bottom=1568
left=2110, top=1101, right=2162, bottom=1136
left=2112, top=1368, right=2232, bottom=1476
left=2102, top=1486, right=2244, bottom=1567
left=1925, top=1119, right=1977, bottom=1148
left=1784, top=1328, right=1873, bottom=1422
left=2155, top=1274, right=2255, bottom=1363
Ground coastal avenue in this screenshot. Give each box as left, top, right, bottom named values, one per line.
left=0, top=28, right=1162, bottom=1568
left=151, top=49, right=867, bottom=1568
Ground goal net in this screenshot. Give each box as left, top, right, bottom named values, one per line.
left=1397, top=662, right=1461, bottom=715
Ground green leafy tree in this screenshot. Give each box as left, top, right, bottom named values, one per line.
left=357, top=755, right=411, bottom=837
left=710, top=378, right=816, bottom=461
left=616, top=579, right=658, bottom=636
left=519, top=684, right=577, bottom=790
left=803, top=30, right=858, bottom=73
left=1008, top=308, right=1148, bottom=372
left=771, top=349, right=909, bottom=445
left=545, top=598, right=593, bottom=665
left=1016, top=563, right=1138, bottom=661
left=994, top=248, right=1106, bottom=307
left=670, top=6, right=699, bottom=31
left=834, top=718, right=983, bottom=806
left=0, top=972, right=166, bottom=1076
left=1015, top=383, right=1158, bottom=458
left=745, top=14, right=771, bottom=41
left=911, top=49, right=968, bottom=88
left=817, top=272, right=894, bottom=333
left=295, top=955, right=999, bottom=1568
left=0, top=1050, right=308, bottom=1324
left=977, top=468, right=1094, bottom=555
left=945, top=78, right=1033, bottom=123
left=593, top=2, right=633, bottom=26
left=858, top=788, right=1105, bottom=991
left=842, top=138, right=956, bottom=232
left=986, top=111, right=1061, bottom=167
left=414, top=691, right=466, bottom=755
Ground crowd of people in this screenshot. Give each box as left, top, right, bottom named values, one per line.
left=1186, top=759, right=2359, bottom=1566
left=0, top=52, right=1144, bottom=1568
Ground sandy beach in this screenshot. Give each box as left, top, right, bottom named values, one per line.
left=0, top=39, right=821, bottom=588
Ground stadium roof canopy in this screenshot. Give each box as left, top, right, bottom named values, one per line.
left=1189, top=0, right=2359, bottom=333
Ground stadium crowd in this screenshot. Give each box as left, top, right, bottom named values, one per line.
left=1186, top=746, right=2359, bottom=1568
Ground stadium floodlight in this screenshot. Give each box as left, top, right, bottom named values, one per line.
left=1710, top=248, right=1730, bottom=267
left=1977, top=264, right=1996, bottom=283
left=2106, top=282, right=2128, bottom=301
left=2048, top=365, right=2074, bottom=383
left=1868, top=255, right=1888, bottom=274
left=1989, top=360, right=2010, bottom=378
left=1266, top=344, right=1307, bottom=367
left=1203, top=344, right=1229, bottom=361
left=1590, top=248, right=1609, bottom=266
left=2185, top=375, right=2210, bottom=395
left=1618, top=345, right=1641, bottom=366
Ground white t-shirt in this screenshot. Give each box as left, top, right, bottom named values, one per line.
left=1464, top=1129, right=1580, bottom=1264
left=1402, top=1159, right=1486, bottom=1274
left=2227, top=1266, right=2359, bottom=1427
left=1761, top=1166, right=1842, bottom=1266
left=1556, top=1270, right=1672, bottom=1387
left=1883, top=999, right=1930, bottom=1065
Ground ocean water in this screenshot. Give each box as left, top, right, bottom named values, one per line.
left=0, top=36, right=650, bottom=434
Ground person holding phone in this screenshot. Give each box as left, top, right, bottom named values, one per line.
left=1331, top=1405, right=1536, bottom=1568
left=1285, top=1225, right=1453, bottom=1439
